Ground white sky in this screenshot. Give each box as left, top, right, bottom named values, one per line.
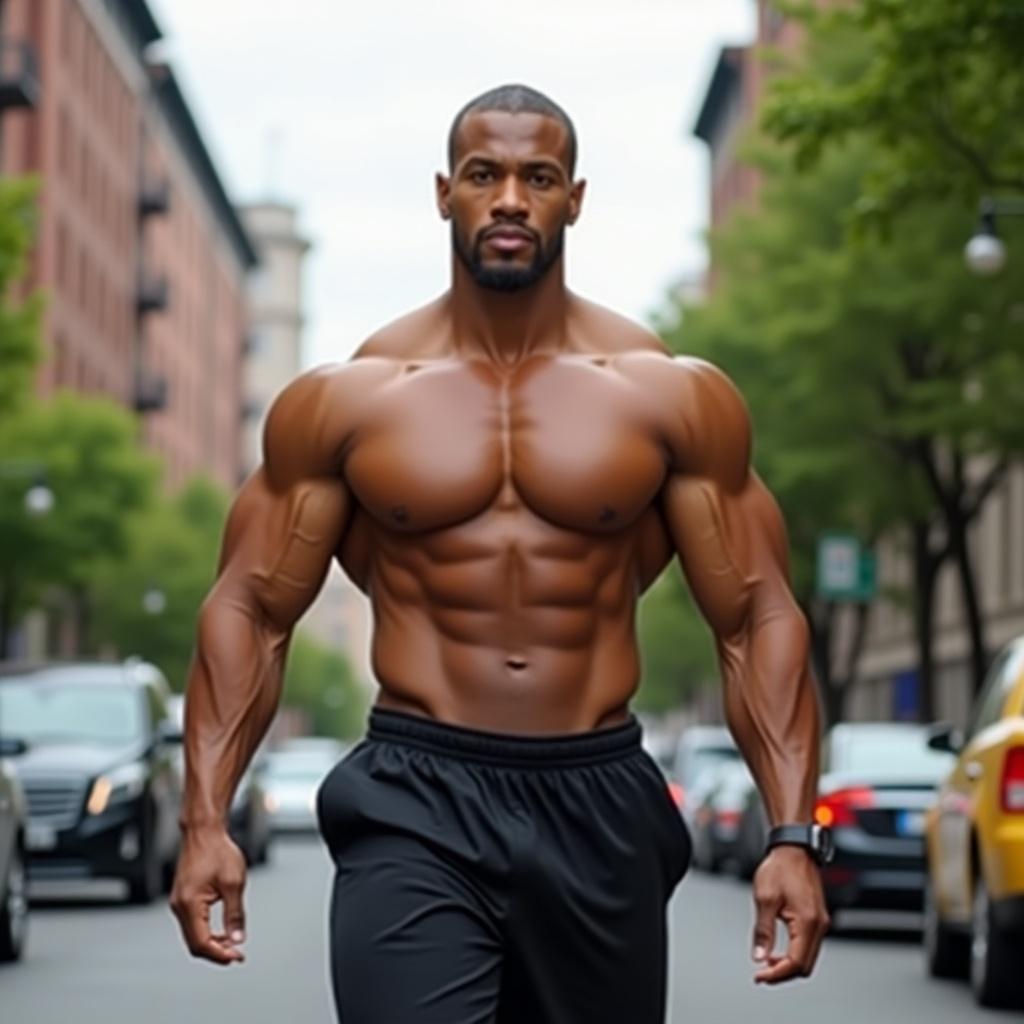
left=148, top=0, right=755, bottom=367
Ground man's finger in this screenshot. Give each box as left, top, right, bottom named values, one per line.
left=751, top=893, right=778, bottom=963
left=754, top=955, right=804, bottom=985
left=175, top=895, right=243, bottom=965
left=221, top=878, right=247, bottom=946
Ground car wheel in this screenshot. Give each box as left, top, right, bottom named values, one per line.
left=0, top=841, right=29, bottom=962
left=970, top=872, right=1024, bottom=1008
left=127, top=824, right=161, bottom=906
left=923, top=875, right=968, bottom=979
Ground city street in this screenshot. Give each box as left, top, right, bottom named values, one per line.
left=0, top=837, right=1008, bottom=1022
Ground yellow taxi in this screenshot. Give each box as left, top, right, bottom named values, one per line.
left=924, top=636, right=1024, bottom=1009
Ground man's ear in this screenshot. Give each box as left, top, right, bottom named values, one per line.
left=436, top=172, right=452, bottom=221
left=567, top=178, right=587, bottom=226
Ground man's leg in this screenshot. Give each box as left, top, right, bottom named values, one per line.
left=328, top=832, right=504, bottom=1024
left=497, top=750, right=689, bottom=1024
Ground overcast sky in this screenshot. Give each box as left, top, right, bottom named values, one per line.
left=148, top=0, right=754, bottom=367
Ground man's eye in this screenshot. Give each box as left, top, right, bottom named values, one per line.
left=470, top=170, right=494, bottom=184
left=530, top=174, right=554, bottom=188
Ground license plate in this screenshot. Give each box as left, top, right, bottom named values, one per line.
left=896, top=810, right=925, bottom=836
left=27, top=822, right=57, bottom=850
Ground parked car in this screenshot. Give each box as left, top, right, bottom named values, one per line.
left=0, top=659, right=183, bottom=904
left=263, top=739, right=349, bottom=833
left=924, top=636, right=1024, bottom=1009
left=815, top=722, right=953, bottom=918
left=670, top=725, right=740, bottom=830
left=690, top=759, right=754, bottom=873
left=0, top=740, right=29, bottom=961
left=733, top=779, right=769, bottom=881
left=165, top=695, right=272, bottom=866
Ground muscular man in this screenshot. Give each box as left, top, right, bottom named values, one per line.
left=171, top=84, right=828, bottom=1022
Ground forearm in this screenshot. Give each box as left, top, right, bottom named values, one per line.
left=719, top=595, right=819, bottom=826
left=180, top=591, right=289, bottom=831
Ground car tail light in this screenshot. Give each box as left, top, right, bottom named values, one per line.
left=667, top=782, right=685, bottom=810
left=1001, top=747, right=1024, bottom=813
left=814, top=786, right=875, bottom=828
left=716, top=808, right=742, bottom=828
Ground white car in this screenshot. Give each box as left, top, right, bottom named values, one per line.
left=263, top=741, right=348, bottom=833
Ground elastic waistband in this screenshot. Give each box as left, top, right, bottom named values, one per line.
left=367, top=708, right=642, bottom=768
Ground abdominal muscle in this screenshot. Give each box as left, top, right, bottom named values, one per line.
left=362, top=512, right=647, bottom=735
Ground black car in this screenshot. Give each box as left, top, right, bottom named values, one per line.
left=0, top=659, right=183, bottom=904
left=0, top=740, right=29, bottom=961
left=815, top=723, right=954, bottom=916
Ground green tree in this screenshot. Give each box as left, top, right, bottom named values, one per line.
left=763, top=0, right=1024, bottom=223
left=0, top=394, right=160, bottom=657
left=283, top=630, right=368, bottom=740
left=662, top=128, right=1024, bottom=720
left=91, top=477, right=229, bottom=689
left=0, top=176, right=43, bottom=417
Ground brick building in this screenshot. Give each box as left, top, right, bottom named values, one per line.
left=0, top=0, right=257, bottom=490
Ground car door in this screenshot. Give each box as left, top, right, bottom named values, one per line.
left=936, top=643, right=1022, bottom=920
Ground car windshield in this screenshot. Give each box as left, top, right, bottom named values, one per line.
left=830, top=729, right=952, bottom=775
left=0, top=682, right=143, bottom=746
left=690, top=747, right=739, bottom=782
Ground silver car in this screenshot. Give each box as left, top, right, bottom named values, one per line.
left=0, top=738, right=29, bottom=961
left=263, top=740, right=349, bottom=833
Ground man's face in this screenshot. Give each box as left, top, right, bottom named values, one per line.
left=437, top=111, right=585, bottom=292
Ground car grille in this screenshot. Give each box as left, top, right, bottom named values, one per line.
left=23, top=778, right=87, bottom=829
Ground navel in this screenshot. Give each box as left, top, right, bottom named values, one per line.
left=505, top=656, right=528, bottom=671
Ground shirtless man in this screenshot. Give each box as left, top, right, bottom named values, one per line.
left=171, top=84, right=829, bottom=1022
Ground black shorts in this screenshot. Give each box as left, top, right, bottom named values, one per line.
left=316, top=708, right=691, bottom=1024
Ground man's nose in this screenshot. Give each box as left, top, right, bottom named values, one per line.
left=491, top=175, right=528, bottom=219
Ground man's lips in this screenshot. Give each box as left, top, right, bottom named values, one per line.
left=481, top=227, right=535, bottom=254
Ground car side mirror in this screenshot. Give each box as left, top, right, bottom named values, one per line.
left=926, top=721, right=963, bottom=756
left=0, top=736, right=29, bottom=757
left=158, top=720, right=184, bottom=745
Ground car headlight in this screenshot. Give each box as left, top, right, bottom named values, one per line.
left=87, top=762, right=147, bottom=815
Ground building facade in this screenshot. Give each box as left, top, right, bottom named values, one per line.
left=0, top=0, right=257, bottom=491
left=692, top=0, right=1024, bottom=726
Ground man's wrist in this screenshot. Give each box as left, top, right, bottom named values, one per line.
left=765, top=823, right=834, bottom=865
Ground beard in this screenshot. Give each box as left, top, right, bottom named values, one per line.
left=452, top=222, right=564, bottom=293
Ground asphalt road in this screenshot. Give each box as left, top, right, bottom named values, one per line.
left=0, top=838, right=1011, bottom=1022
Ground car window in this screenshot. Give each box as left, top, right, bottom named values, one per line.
left=0, top=682, right=144, bottom=746
left=827, top=728, right=951, bottom=775
left=967, top=643, right=1024, bottom=741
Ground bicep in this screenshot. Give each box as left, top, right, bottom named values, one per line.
left=661, top=470, right=791, bottom=641
left=210, top=467, right=352, bottom=633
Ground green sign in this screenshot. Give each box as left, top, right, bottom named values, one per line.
left=816, top=533, right=876, bottom=602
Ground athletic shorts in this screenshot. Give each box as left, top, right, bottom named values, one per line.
left=316, top=707, right=691, bottom=1024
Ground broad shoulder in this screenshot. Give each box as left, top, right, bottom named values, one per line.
left=262, top=358, right=400, bottom=485
left=570, top=296, right=669, bottom=356
left=619, top=354, right=752, bottom=487
left=352, top=300, right=448, bottom=361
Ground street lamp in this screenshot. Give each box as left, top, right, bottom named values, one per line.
left=142, top=587, right=167, bottom=615
left=965, top=197, right=1024, bottom=276
left=0, top=462, right=54, bottom=516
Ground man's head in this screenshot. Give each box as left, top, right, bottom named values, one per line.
left=437, top=84, right=586, bottom=293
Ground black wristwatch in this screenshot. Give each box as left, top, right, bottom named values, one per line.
left=765, top=823, right=834, bottom=865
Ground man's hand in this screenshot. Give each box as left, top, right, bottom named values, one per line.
left=170, top=826, right=248, bottom=965
left=751, top=845, right=829, bottom=984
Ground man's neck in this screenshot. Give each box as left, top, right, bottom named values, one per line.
left=446, top=258, right=571, bottom=367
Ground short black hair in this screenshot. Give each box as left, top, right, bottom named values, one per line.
left=447, top=84, right=577, bottom=176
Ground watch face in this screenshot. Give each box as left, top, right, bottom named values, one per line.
left=813, top=824, right=835, bottom=864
